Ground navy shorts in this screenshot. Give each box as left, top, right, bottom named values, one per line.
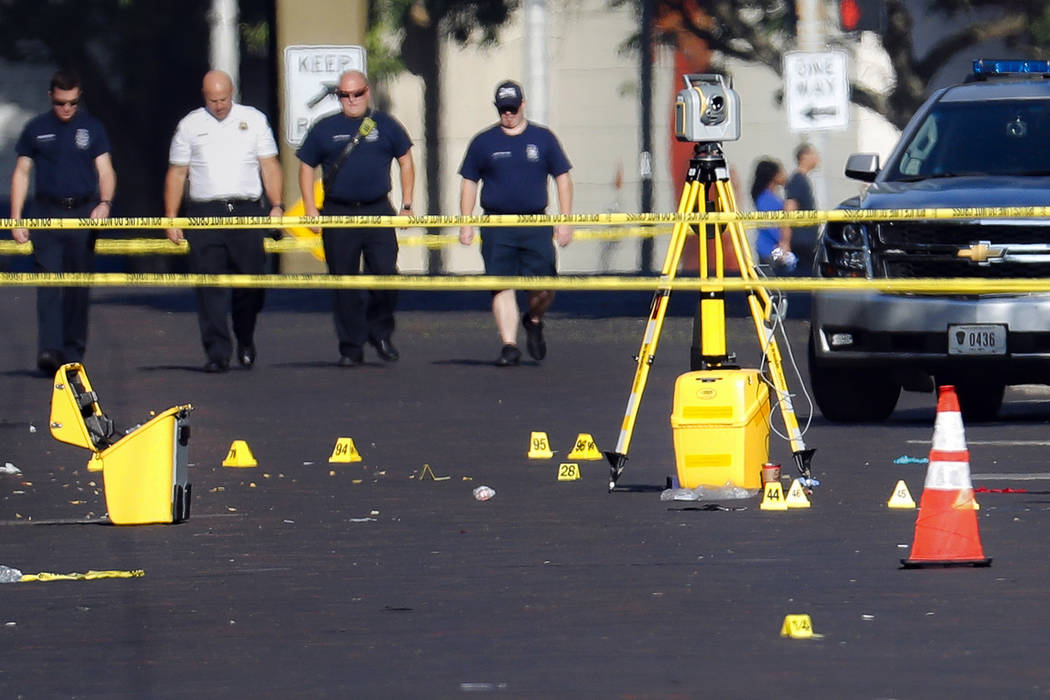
left=480, top=225, right=557, bottom=278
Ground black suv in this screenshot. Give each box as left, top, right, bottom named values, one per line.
left=809, top=59, right=1050, bottom=422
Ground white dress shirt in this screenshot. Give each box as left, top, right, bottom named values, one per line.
left=168, top=103, right=278, bottom=201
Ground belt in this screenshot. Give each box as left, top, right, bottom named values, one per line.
left=38, top=195, right=93, bottom=209
left=190, top=198, right=260, bottom=212
left=324, top=195, right=387, bottom=208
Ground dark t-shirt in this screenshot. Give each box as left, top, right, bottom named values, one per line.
left=784, top=170, right=817, bottom=248
left=296, top=110, right=412, bottom=203
left=459, top=123, right=571, bottom=214
left=15, top=109, right=110, bottom=199
left=784, top=171, right=814, bottom=211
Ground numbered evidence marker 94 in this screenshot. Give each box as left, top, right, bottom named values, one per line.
left=557, top=463, right=581, bottom=481
left=329, top=437, right=362, bottom=463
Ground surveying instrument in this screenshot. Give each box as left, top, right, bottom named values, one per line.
left=605, top=74, right=815, bottom=492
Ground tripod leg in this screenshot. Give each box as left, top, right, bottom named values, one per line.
left=715, top=180, right=816, bottom=484
left=605, top=180, right=702, bottom=490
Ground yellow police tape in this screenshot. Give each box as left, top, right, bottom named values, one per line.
left=1, top=205, right=1049, bottom=231
left=0, top=226, right=666, bottom=256
left=0, top=272, right=1045, bottom=294
left=19, top=569, right=145, bottom=582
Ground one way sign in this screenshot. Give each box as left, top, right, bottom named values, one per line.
left=783, top=51, right=850, bottom=132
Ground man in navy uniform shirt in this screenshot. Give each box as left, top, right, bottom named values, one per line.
left=459, top=80, right=573, bottom=367
left=297, top=69, right=414, bottom=367
left=9, top=69, right=116, bottom=375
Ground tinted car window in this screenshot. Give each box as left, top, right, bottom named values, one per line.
left=884, top=99, right=1050, bottom=180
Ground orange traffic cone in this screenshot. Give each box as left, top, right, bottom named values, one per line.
left=901, top=385, right=991, bottom=568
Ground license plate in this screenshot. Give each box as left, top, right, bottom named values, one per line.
left=948, top=324, right=1007, bottom=355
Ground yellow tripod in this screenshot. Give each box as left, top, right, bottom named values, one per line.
left=605, top=143, right=815, bottom=491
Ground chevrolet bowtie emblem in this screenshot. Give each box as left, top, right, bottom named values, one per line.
left=957, top=242, right=1005, bottom=263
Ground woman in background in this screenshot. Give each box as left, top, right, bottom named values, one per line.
left=749, top=158, right=795, bottom=272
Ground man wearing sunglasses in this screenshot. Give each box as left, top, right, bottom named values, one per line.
left=164, top=70, right=283, bottom=373
left=459, top=80, right=574, bottom=367
left=297, top=70, right=415, bottom=367
left=9, top=69, right=116, bottom=376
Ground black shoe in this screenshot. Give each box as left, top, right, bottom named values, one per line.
left=496, top=344, right=521, bottom=367
left=338, top=354, right=363, bottom=367
left=237, top=344, right=256, bottom=368
left=203, top=359, right=229, bottom=373
left=37, top=349, right=65, bottom=375
left=522, top=313, right=547, bottom=361
left=370, top=337, right=400, bottom=362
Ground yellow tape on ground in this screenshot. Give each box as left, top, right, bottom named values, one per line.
left=0, top=271, right=1047, bottom=294
left=2, top=205, right=1050, bottom=231
left=19, top=569, right=145, bottom=582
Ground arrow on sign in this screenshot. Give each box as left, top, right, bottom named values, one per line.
left=307, top=82, right=338, bottom=108
left=804, top=106, right=839, bottom=120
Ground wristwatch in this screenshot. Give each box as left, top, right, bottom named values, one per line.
left=401, top=204, right=412, bottom=211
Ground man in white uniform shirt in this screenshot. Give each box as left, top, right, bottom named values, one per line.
left=164, top=70, right=283, bottom=373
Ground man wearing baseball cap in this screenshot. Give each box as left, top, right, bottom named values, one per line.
left=458, top=80, right=574, bottom=367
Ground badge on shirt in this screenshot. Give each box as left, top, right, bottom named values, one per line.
left=239, top=122, right=248, bottom=131
left=365, top=128, right=379, bottom=142
left=75, top=129, right=90, bottom=149
left=526, top=144, right=540, bottom=162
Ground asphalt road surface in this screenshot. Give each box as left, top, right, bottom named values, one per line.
left=2, top=287, right=1050, bottom=699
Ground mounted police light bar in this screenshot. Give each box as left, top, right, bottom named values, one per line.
left=972, top=59, right=1050, bottom=76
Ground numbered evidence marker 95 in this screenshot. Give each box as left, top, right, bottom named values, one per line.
left=528, top=431, right=554, bottom=459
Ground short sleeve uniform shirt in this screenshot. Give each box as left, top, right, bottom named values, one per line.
left=15, top=109, right=110, bottom=199
left=168, top=103, right=278, bottom=201
left=458, top=123, right=571, bottom=214
left=296, top=111, right=412, bottom=203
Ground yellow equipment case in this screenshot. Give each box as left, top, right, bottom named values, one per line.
left=49, top=363, right=192, bottom=525
left=670, top=369, right=771, bottom=489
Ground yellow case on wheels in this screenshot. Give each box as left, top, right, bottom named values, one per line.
left=670, top=369, right=770, bottom=490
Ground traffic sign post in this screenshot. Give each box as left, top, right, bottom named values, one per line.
left=783, top=51, right=850, bottom=132
left=283, top=45, right=366, bottom=146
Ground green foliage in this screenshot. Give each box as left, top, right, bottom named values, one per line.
left=614, top=0, right=1050, bottom=128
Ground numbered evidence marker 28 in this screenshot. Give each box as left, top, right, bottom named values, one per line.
left=557, top=463, right=581, bottom=481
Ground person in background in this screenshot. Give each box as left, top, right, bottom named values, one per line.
left=296, top=70, right=414, bottom=368
left=749, top=158, right=794, bottom=272
left=458, top=80, right=573, bottom=367
left=783, top=143, right=820, bottom=275
left=164, top=70, right=283, bottom=373
left=9, top=69, right=116, bottom=376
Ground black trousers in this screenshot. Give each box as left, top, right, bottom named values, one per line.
left=31, top=200, right=96, bottom=362
left=184, top=200, right=266, bottom=363
left=321, top=198, right=398, bottom=358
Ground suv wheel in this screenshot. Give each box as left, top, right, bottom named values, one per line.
left=808, top=336, right=901, bottom=423
left=952, top=381, right=1005, bottom=422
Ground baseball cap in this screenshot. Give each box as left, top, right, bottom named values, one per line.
left=494, top=80, right=524, bottom=112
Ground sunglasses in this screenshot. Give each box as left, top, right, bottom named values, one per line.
left=337, top=87, right=368, bottom=99
left=52, top=98, right=80, bottom=107
left=498, top=105, right=519, bottom=115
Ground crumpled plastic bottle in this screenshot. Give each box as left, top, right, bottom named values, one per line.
left=0, top=565, right=24, bottom=583
left=473, top=485, right=496, bottom=501
left=770, top=247, right=798, bottom=273
left=660, top=484, right=759, bottom=501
